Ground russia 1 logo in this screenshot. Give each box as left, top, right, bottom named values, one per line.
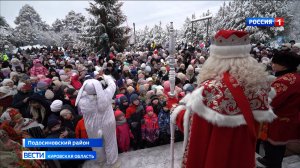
left=275, top=18, right=284, bottom=27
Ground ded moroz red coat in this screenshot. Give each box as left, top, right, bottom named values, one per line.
left=171, top=75, right=276, bottom=168
left=267, top=72, right=300, bottom=145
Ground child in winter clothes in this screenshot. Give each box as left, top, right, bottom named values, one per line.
left=126, top=94, right=144, bottom=150
left=75, top=118, right=88, bottom=139
left=158, top=101, right=171, bottom=145
left=142, top=106, right=159, bottom=147
left=115, top=110, right=132, bottom=153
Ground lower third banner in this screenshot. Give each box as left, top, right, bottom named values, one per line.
left=22, top=151, right=96, bottom=160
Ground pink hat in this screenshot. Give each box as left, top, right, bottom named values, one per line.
left=114, top=110, right=124, bottom=118
left=146, top=106, right=153, bottom=112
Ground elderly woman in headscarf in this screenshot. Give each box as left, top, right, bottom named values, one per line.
left=76, top=76, right=120, bottom=168
left=1, top=108, right=44, bottom=139
left=29, top=59, right=49, bottom=77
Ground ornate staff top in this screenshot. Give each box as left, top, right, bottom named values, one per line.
left=168, top=22, right=176, bottom=97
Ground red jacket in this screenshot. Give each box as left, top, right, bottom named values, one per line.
left=268, top=72, right=300, bottom=144
left=126, top=104, right=137, bottom=119
left=75, top=118, right=88, bottom=139
left=116, top=121, right=132, bottom=152
left=71, top=75, right=82, bottom=90
left=141, top=114, right=159, bottom=143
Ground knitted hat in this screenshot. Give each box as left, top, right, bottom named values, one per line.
left=36, top=81, right=48, bottom=90
left=183, top=84, right=194, bottom=93
left=146, top=106, right=153, bottom=112
left=50, top=100, right=63, bottom=112
left=114, top=110, right=124, bottom=118
left=210, top=29, right=251, bottom=58
left=141, top=63, right=146, bottom=69
left=47, top=114, right=61, bottom=129
left=127, top=86, right=135, bottom=93
left=126, top=79, right=133, bottom=86
left=156, top=89, right=164, bottom=96
left=120, top=96, right=128, bottom=103
left=130, top=94, right=139, bottom=103
left=187, top=65, right=194, bottom=72
left=145, top=66, right=151, bottom=73
left=45, top=90, right=54, bottom=100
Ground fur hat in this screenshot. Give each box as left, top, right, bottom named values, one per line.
left=130, top=94, right=139, bottom=103
left=272, top=50, right=300, bottom=69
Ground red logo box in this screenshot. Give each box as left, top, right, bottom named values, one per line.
left=275, top=18, right=284, bottom=27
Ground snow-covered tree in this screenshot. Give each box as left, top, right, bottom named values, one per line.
left=62, top=10, right=85, bottom=33
left=52, top=19, right=64, bottom=33
left=211, top=0, right=292, bottom=43
left=0, top=16, right=15, bottom=48
left=288, top=0, right=300, bottom=41
left=84, top=0, right=130, bottom=52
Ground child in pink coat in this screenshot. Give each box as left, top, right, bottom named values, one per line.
left=115, top=110, right=133, bottom=153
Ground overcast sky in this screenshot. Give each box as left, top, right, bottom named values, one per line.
left=0, top=1, right=224, bottom=30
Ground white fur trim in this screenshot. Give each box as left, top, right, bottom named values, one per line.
left=210, top=44, right=251, bottom=58
left=171, top=105, right=186, bottom=124
left=253, top=109, right=277, bottom=123
left=183, top=108, right=191, bottom=150
left=268, top=87, right=276, bottom=103
left=185, top=87, right=277, bottom=127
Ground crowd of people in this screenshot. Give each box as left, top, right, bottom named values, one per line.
left=0, top=37, right=299, bottom=168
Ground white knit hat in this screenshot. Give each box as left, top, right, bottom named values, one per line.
left=50, top=100, right=63, bottom=112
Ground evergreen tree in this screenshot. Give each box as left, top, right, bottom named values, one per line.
left=84, top=0, right=130, bottom=52
left=14, top=4, right=43, bottom=45
left=0, top=16, right=15, bottom=48
left=52, top=19, right=64, bottom=33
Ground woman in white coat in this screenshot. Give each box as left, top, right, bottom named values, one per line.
left=76, top=76, right=119, bottom=168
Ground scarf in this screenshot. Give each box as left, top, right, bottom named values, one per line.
left=116, top=118, right=127, bottom=126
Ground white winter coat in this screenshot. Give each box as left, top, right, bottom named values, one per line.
left=75, top=76, right=118, bottom=165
